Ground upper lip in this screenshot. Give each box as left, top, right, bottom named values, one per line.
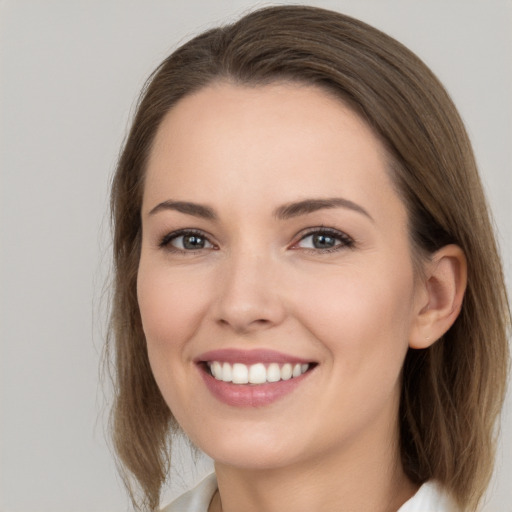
left=195, top=348, right=313, bottom=365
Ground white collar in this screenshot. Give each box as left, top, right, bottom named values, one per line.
left=162, top=473, right=460, bottom=512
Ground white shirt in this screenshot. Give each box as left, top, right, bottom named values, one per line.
left=161, top=473, right=460, bottom=511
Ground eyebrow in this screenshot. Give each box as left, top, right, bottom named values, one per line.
left=148, top=200, right=217, bottom=219
left=148, top=197, right=373, bottom=222
left=274, top=198, right=373, bottom=222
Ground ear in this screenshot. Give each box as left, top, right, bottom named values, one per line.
left=409, top=244, right=467, bottom=349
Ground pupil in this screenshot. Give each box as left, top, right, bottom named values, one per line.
left=183, top=235, right=204, bottom=250
left=313, top=234, right=335, bottom=249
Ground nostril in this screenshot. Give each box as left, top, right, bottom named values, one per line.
left=217, top=317, right=272, bottom=331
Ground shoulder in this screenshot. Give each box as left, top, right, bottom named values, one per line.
left=398, top=481, right=461, bottom=512
left=160, top=473, right=218, bottom=512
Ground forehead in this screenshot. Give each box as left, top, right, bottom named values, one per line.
left=143, top=81, right=403, bottom=224
left=149, top=81, right=380, bottom=161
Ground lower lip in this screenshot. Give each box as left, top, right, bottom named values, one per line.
left=198, top=366, right=312, bottom=407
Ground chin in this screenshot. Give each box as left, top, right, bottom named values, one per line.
left=210, top=446, right=301, bottom=472
left=189, top=425, right=306, bottom=471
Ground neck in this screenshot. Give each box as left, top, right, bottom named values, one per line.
left=209, top=417, right=417, bottom=512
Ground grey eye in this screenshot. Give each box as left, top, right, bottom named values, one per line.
left=298, top=233, right=341, bottom=249
left=171, top=234, right=213, bottom=250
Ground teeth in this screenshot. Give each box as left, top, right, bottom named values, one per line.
left=207, top=361, right=311, bottom=384
left=281, top=363, right=292, bottom=380
left=221, top=362, right=232, bottom=382
left=267, top=363, right=281, bottom=382
left=232, top=363, right=249, bottom=384
left=248, top=363, right=267, bottom=384
left=211, top=361, right=222, bottom=380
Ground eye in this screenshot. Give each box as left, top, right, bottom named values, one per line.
left=159, top=229, right=215, bottom=252
left=293, top=228, right=354, bottom=252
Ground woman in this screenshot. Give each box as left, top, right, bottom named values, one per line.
left=107, top=6, right=510, bottom=512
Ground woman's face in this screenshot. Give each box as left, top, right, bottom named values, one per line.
left=138, top=82, right=426, bottom=470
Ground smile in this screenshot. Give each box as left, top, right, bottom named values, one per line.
left=196, top=349, right=316, bottom=407
left=207, top=361, right=310, bottom=385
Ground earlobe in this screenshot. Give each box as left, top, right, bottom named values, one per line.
left=409, top=244, right=467, bottom=349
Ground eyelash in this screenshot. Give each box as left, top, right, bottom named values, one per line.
left=158, top=229, right=216, bottom=253
left=292, top=227, right=355, bottom=253
left=158, top=227, right=355, bottom=254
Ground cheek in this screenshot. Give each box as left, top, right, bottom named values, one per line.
left=137, top=261, right=208, bottom=360
left=136, top=260, right=216, bottom=418
left=294, top=261, right=415, bottom=369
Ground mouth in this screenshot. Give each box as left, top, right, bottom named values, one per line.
left=195, top=349, right=317, bottom=407
left=205, top=361, right=312, bottom=384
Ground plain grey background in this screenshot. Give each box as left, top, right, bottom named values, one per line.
left=1, top=1, right=510, bottom=510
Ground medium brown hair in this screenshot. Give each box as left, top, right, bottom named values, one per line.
left=108, top=5, right=510, bottom=511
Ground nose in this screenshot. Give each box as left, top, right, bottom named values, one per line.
left=213, top=250, right=287, bottom=334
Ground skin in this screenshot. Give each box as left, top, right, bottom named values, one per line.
left=137, top=82, right=466, bottom=512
